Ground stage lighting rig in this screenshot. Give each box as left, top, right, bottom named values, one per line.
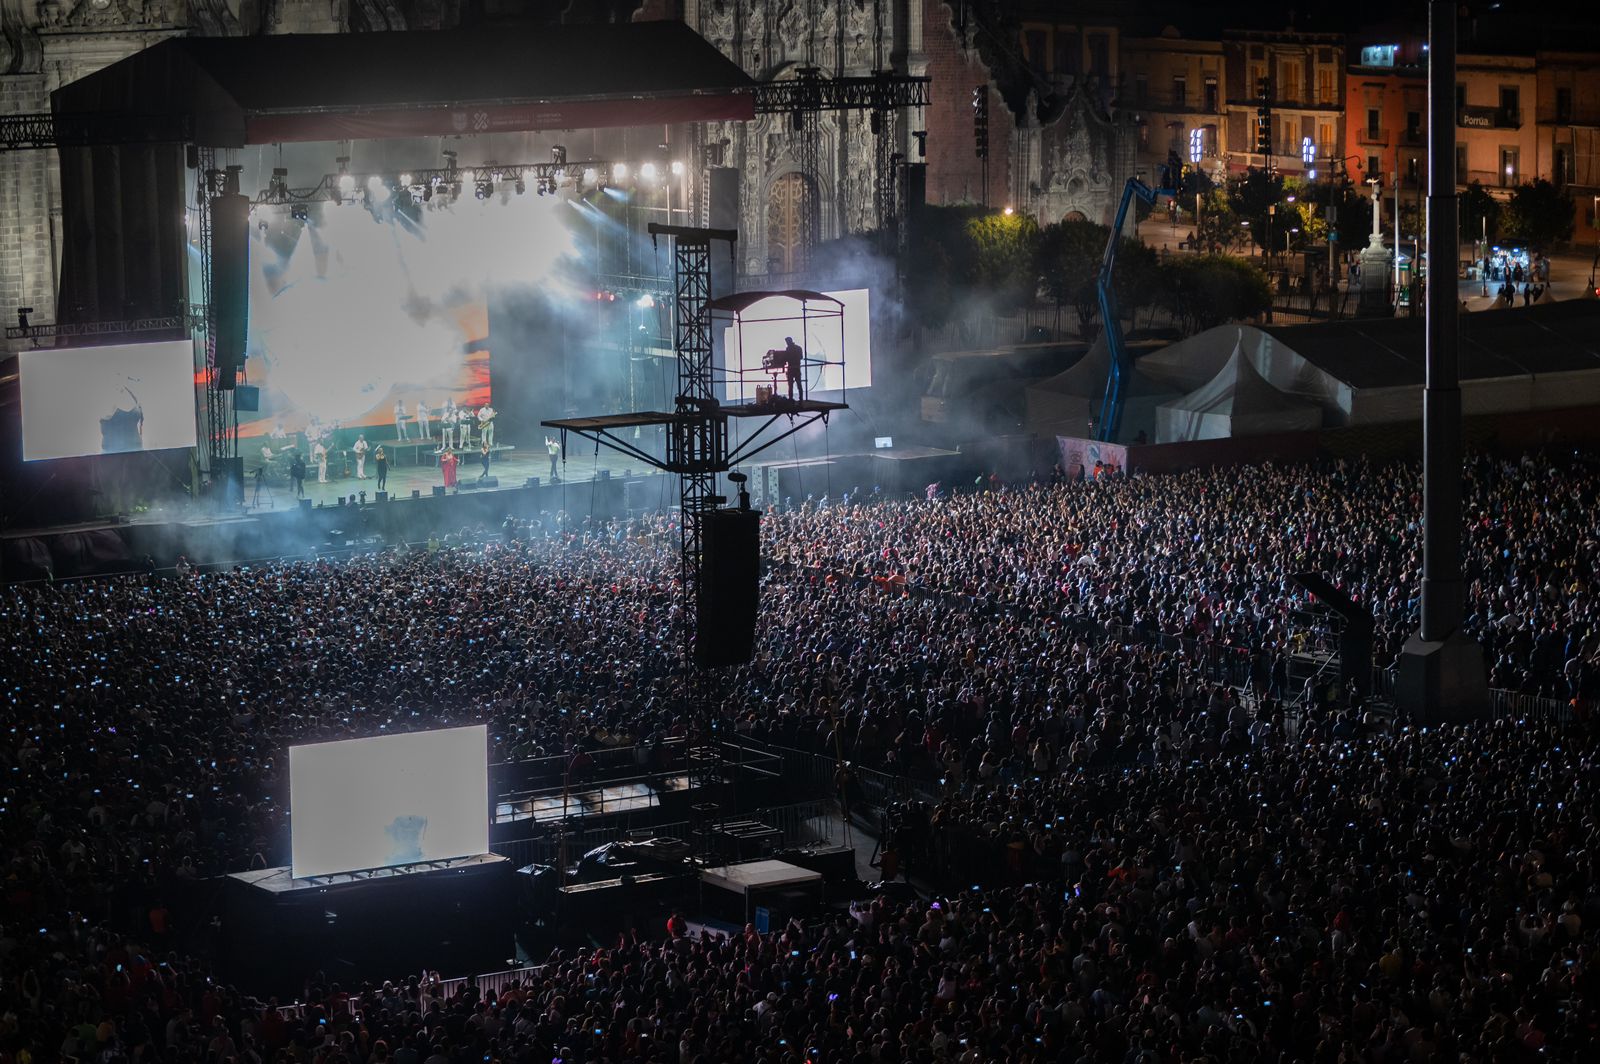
left=640, top=162, right=658, bottom=181
left=514, top=175, right=526, bottom=195
left=291, top=203, right=309, bottom=222
left=551, top=144, right=567, bottom=166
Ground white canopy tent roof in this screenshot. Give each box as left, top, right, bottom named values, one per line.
left=1024, top=338, right=1178, bottom=442
left=1155, top=341, right=1324, bottom=443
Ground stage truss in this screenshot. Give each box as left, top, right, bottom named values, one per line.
left=545, top=223, right=846, bottom=847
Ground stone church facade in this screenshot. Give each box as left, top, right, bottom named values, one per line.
left=0, top=0, right=1132, bottom=335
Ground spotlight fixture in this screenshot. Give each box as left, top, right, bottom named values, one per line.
left=1003, top=206, right=1014, bottom=216
left=514, top=176, right=526, bottom=195
left=636, top=293, right=655, bottom=308
left=670, top=160, right=685, bottom=176
left=291, top=203, right=309, bottom=222
left=551, top=144, right=567, bottom=166
left=258, top=219, right=269, bottom=233
left=399, top=172, right=412, bottom=187
left=583, top=167, right=598, bottom=187
left=612, top=162, right=628, bottom=181
left=475, top=178, right=492, bottom=200
left=640, top=162, right=657, bottom=181
left=336, top=156, right=354, bottom=200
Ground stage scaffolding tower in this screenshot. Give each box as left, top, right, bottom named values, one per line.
left=195, top=151, right=238, bottom=474
left=544, top=222, right=846, bottom=859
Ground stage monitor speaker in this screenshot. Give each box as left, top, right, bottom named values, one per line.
left=233, top=385, right=260, bottom=411
left=524, top=476, right=541, bottom=488
left=299, top=498, right=312, bottom=512
left=481, top=476, right=499, bottom=488
left=216, top=457, right=244, bottom=506
left=432, top=486, right=446, bottom=497
left=209, top=193, right=250, bottom=388
left=597, top=469, right=611, bottom=481
left=695, top=508, right=760, bottom=667
left=709, top=167, right=739, bottom=296
left=375, top=491, right=388, bottom=502
left=412, top=489, right=422, bottom=499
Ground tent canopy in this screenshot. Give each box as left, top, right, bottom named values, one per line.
left=1024, top=339, right=1178, bottom=442
left=52, top=22, right=757, bottom=147
left=1156, top=342, right=1323, bottom=443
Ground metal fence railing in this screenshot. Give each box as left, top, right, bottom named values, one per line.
left=491, top=797, right=844, bottom=869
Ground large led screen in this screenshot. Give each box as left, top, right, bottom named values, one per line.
left=721, top=288, right=873, bottom=400
left=20, top=340, right=198, bottom=461
left=240, top=199, right=510, bottom=440
left=289, top=725, right=488, bottom=879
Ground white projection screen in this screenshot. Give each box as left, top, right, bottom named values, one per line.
left=722, top=288, right=873, bottom=400
left=20, top=340, right=198, bottom=461
left=289, top=725, right=489, bottom=879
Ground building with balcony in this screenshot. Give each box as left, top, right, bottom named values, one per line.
left=1343, top=33, right=1428, bottom=192
left=1456, top=52, right=1537, bottom=191
left=1222, top=28, right=1345, bottom=179
left=1122, top=27, right=1228, bottom=184
left=1536, top=51, right=1600, bottom=247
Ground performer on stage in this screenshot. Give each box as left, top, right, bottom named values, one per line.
left=545, top=434, right=561, bottom=480
left=353, top=434, right=370, bottom=479
left=478, top=404, right=497, bottom=449
left=313, top=440, right=329, bottom=484
left=394, top=400, right=409, bottom=441
left=458, top=403, right=473, bottom=449
left=289, top=452, right=307, bottom=498
left=782, top=336, right=804, bottom=400
left=479, top=440, right=492, bottom=482
left=440, top=446, right=459, bottom=490
left=416, top=399, right=431, bottom=440
left=374, top=445, right=388, bottom=491
left=438, top=404, right=455, bottom=452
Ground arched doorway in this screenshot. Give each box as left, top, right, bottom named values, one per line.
left=766, top=172, right=816, bottom=275
left=1064, top=210, right=1088, bottom=223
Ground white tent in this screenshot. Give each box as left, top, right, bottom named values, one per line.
left=1024, top=338, right=1178, bottom=442
left=1155, top=340, right=1324, bottom=442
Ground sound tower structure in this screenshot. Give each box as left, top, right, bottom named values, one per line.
left=197, top=155, right=242, bottom=470
left=543, top=224, right=847, bottom=846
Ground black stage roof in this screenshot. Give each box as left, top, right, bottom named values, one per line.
left=1259, top=301, right=1600, bottom=390
left=53, top=22, right=756, bottom=147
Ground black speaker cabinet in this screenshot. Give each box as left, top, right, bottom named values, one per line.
left=695, top=508, right=760, bottom=667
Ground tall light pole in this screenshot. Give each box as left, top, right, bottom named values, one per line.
left=1396, top=0, right=1487, bottom=720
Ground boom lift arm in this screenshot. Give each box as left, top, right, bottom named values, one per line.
left=1095, top=154, right=1187, bottom=442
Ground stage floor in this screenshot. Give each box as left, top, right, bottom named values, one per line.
left=244, top=447, right=657, bottom=514
left=493, top=773, right=692, bottom=825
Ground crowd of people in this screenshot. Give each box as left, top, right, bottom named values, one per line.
left=4, top=448, right=1599, bottom=1063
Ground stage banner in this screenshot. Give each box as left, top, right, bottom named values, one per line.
left=1056, top=436, right=1127, bottom=480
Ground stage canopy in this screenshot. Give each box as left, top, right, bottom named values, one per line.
left=1155, top=342, right=1324, bottom=443
left=51, top=22, right=757, bottom=146
left=1024, top=338, right=1177, bottom=443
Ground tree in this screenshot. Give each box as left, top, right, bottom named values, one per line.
left=1035, top=219, right=1156, bottom=338
left=966, top=210, right=1042, bottom=310
left=1502, top=178, right=1576, bottom=249
left=1035, top=219, right=1105, bottom=336
left=1159, top=255, right=1272, bottom=335
left=1226, top=167, right=1286, bottom=252
left=1459, top=181, right=1502, bottom=246
left=1194, top=188, right=1244, bottom=253
left=902, top=205, right=988, bottom=331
